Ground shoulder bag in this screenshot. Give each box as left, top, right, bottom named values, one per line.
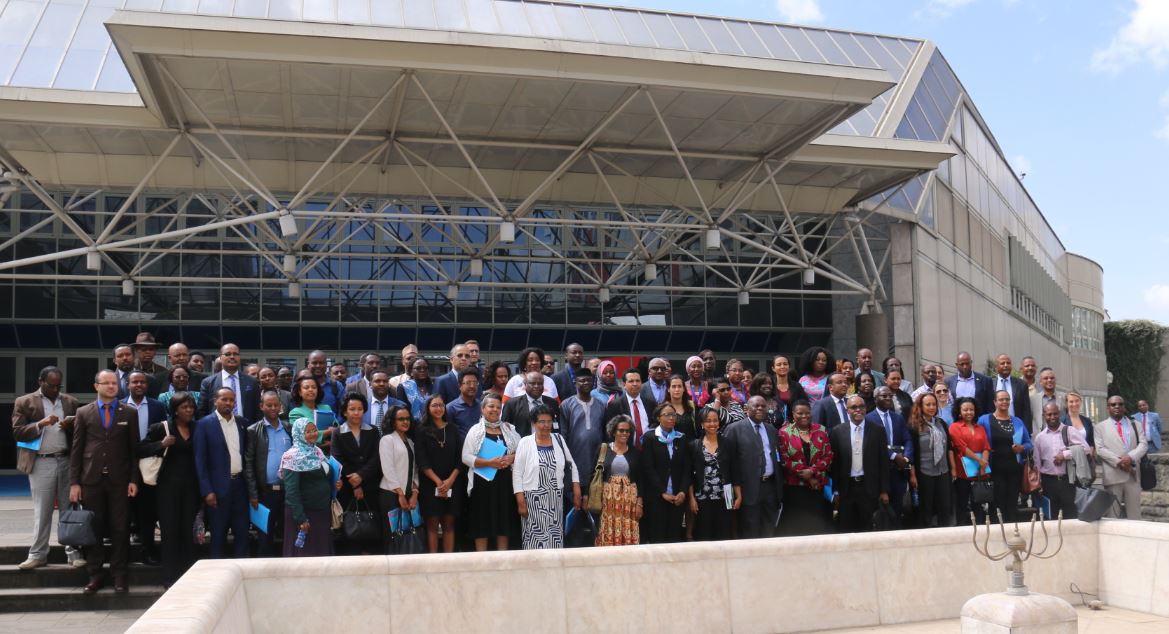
left=342, top=497, right=380, bottom=542
left=587, top=444, right=607, bottom=514
left=389, top=507, right=425, bottom=555
left=139, top=421, right=170, bottom=486
left=553, top=434, right=574, bottom=494
left=1020, top=450, right=1041, bottom=494
left=1130, top=420, right=1157, bottom=491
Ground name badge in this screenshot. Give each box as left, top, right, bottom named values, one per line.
left=116, top=421, right=128, bottom=426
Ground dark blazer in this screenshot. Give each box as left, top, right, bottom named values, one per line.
left=70, top=400, right=140, bottom=487
left=722, top=418, right=783, bottom=506
left=687, top=437, right=733, bottom=496
left=244, top=418, right=292, bottom=499
left=125, top=397, right=168, bottom=442
left=12, top=391, right=81, bottom=445
left=198, top=372, right=260, bottom=422
left=1060, top=413, right=1096, bottom=449
left=988, top=374, right=1031, bottom=427
left=908, top=418, right=953, bottom=474
left=602, top=392, right=657, bottom=444
left=345, top=376, right=370, bottom=396
left=599, top=445, right=642, bottom=492
left=811, top=394, right=849, bottom=431
left=433, top=370, right=461, bottom=405
left=640, top=431, right=691, bottom=499
left=943, top=372, right=995, bottom=417
left=827, top=421, right=890, bottom=501
left=501, top=395, right=561, bottom=437
left=550, top=368, right=579, bottom=405
left=331, top=423, right=383, bottom=501
left=139, top=421, right=198, bottom=490
left=865, top=409, right=914, bottom=462
left=193, top=412, right=250, bottom=499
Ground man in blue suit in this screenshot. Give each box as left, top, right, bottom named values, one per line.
left=124, top=371, right=168, bottom=565
left=1136, top=400, right=1163, bottom=453
left=194, top=387, right=251, bottom=558
left=435, top=343, right=479, bottom=404
left=944, top=352, right=995, bottom=417
left=866, top=387, right=913, bottom=526
left=198, top=343, right=259, bottom=421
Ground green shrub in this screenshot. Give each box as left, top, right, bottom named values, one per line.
left=1104, top=319, right=1166, bottom=410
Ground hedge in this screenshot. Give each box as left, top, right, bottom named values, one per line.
left=1104, top=319, right=1166, bottom=411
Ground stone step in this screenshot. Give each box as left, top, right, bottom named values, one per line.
left=0, top=584, right=164, bottom=613
left=0, top=543, right=150, bottom=566
left=0, top=562, right=166, bottom=589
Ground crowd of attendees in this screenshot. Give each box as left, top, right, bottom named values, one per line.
left=10, top=332, right=1162, bottom=594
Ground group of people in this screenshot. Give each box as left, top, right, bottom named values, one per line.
left=11, top=334, right=1162, bottom=594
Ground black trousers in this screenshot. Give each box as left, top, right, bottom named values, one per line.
left=888, top=469, right=909, bottom=527
left=133, top=483, right=158, bottom=557
left=692, top=498, right=732, bottom=541
left=738, top=481, right=780, bottom=539
left=156, top=480, right=200, bottom=586
left=953, top=479, right=989, bottom=525
left=1040, top=474, right=1078, bottom=520
left=837, top=479, right=877, bottom=533
left=379, top=489, right=399, bottom=554
left=641, top=493, right=684, bottom=543
left=256, top=487, right=286, bottom=556
left=83, top=476, right=131, bottom=577
left=991, top=465, right=1023, bottom=523
left=916, top=473, right=954, bottom=528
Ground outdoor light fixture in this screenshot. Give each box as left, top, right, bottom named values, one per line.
left=644, top=262, right=657, bottom=280
left=598, top=287, right=610, bottom=302
left=705, top=227, right=720, bottom=249
left=121, top=279, right=135, bottom=296
left=738, top=290, right=749, bottom=306
left=500, top=221, right=516, bottom=242
left=288, top=281, right=301, bottom=298
left=282, top=254, right=296, bottom=274
left=278, top=210, right=298, bottom=237
left=803, top=268, right=816, bottom=285
left=470, top=258, right=483, bottom=276
left=86, top=249, right=101, bottom=271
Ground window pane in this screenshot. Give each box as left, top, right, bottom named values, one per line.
left=66, top=357, right=100, bottom=396
left=697, top=18, right=741, bottom=55
left=337, top=0, right=370, bottom=23
left=776, top=26, right=824, bottom=63
left=804, top=28, right=850, bottom=65
left=523, top=1, right=560, bottom=38
left=232, top=0, right=267, bottom=18
left=752, top=24, right=797, bottom=61
left=95, top=46, right=135, bottom=92
left=552, top=4, right=592, bottom=42
left=582, top=7, right=623, bottom=45
left=639, top=12, right=683, bottom=49
left=670, top=15, right=714, bottom=52
left=53, top=46, right=103, bottom=90
left=829, top=31, right=875, bottom=67
left=10, top=47, right=65, bottom=87
left=464, top=0, right=499, bottom=33
left=492, top=0, right=529, bottom=36
left=725, top=21, right=770, bottom=58
left=403, top=0, right=436, bottom=29
left=613, top=10, right=654, bottom=47
left=197, top=0, right=233, bottom=16
left=434, top=0, right=467, bottom=30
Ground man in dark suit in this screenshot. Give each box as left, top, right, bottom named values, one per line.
left=501, top=371, right=561, bottom=437
left=346, top=352, right=382, bottom=388
left=811, top=372, right=850, bottom=431
left=130, top=332, right=166, bottom=397
left=602, top=368, right=657, bottom=447
left=829, top=396, right=890, bottom=532
left=435, top=343, right=477, bottom=404
left=13, top=366, right=82, bottom=570
left=194, top=387, right=251, bottom=558
left=723, top=396, right=784, bottom=538
left=123, top=371, right=168, bottom=565
left=198, top=343, right=260, bottom=421
left=550, top=343, right=585, bottom=403
left=866, top=386, right=913, bottom=526
left=69, top=370, right=139, bottom=594
left=944, top=351, right=994, bottom=417
left=113, top=343, right=135, bottom=401
left=992, top=354, right=1031, bottom=426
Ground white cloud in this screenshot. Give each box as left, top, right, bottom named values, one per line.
left=1091, top=0, right=1169, bottom=72
left=774, top=0, right=824, bottom=23
left=1144, top=284, right=1169, bottom=314
left=1012, top=154, right=1032, bottom=176
left=919, top=0, right=978, bottom=19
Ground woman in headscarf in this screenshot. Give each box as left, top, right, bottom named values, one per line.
left=684, top=356, right=710, bottom=408
left=281, top=419, right=337, bottom=557
left=590, top=360, right=623, bottom=406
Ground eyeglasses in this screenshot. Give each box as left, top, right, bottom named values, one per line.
left=649, top=366, right=668, bottom=371
left=615, top=428, right=632, bottom=434
left=659, top=412, right=678, bottom=418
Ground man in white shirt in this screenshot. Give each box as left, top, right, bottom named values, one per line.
left=193, top=388, right=251, bottom=558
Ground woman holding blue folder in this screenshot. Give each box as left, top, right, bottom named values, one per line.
left=461, top=393, right=520, bottom=552
left=978, top=391, right=1033, bottom=523
left=949, top=397, right=990, bottom=525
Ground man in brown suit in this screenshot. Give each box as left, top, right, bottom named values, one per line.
left=69, top=369, right=139, bottom=594
left=12, top=366, right=82, bottom=570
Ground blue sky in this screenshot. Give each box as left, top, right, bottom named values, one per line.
left=594, top=0, right=1169, bottom=325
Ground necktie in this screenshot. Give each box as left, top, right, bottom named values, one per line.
left=1000, top=377, right=1008, bottom=392
left=882, top=411, right=891, bottom=442
left=632, top=400, right=643, bottom=449
left=228, top=374, right=241, bottom=416
left=374, top=400, right=385, bottom=428
left=119, top=372, right=128, bottom=397
left=101, top=402, right=112, bottom=430
left=1116, top=421, right=1126, bottom=447
left=838, top=398, right=848, bottom=425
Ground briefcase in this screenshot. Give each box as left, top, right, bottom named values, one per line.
left=58, top=504, right=98, bottom=547
left=1073, top=486, right=1116, bottom=523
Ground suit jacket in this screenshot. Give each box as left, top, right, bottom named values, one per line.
left=244, top=418, right=292, bottom=499
left=331, top=423, right=383, bottom=497
left=602, top=392, right=658, bottom=444
left=69, top=400, right=140, bottom=487
left=944, top=372, right=995, bottom=418
left=640, top=430, right=691, bottom=498
left=501, top=395, right=561, bottom=437
left=827, top=421, right=890, bottom=501
left=988, top=375, right=1031, bottom=427
left=865, top=409, right=914, bottom=464
left=434, top=370, right=460, bottom=405
left=1094, top=417, right=1148, bottom=486
left=198, top=372, right=260, bottom=422
left=811, top=394, right=849, bottom=431
left=12, top=391, right=81, bottom=445
left=550, top=367, right=580, bottom=405
left=345, top=376, right=371, bottom=398
left=124, top=397, right=168, bottom=442
left=193, top=412, right=250, bottom=498
left=722, top=418, right=784, bottom=506
left=1135, top=411, right=1163, bottom=452
left=1029, top=390, right=1065, bottom=436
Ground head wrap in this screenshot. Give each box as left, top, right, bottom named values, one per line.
left=686, top=356, right=704, bottom=371
left=279, top=418, right=326, bottom=478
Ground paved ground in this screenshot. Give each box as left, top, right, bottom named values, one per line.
left=821, top=605, right=1169, bottom=633
left=0, top=609, right=147, bottom=633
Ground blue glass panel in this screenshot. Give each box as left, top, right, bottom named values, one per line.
left=222, top=325, right=262, bottom=350
left=301, top=326, right=339, bottom=351
left=583, top=6, right=625, bottom=45
left=403, top=0, right=436, bottom=29
left=197, top=0, right=233, bottom=16
left=828, top=31, right=873, bottom=67
left=671, top=15, right=714, bottom=52
left=418, top=327, right=453, bottom=351
left=639, top=12, right=683, bottom=49
left=232, top=0, right=266, bottom=18
left=492, top=0, right=530, bottom=36
left=17, top=324, right=59, bottom=348
left=53, top=47, right=103, bottom=90
left=60, top=324, right=101, bottom=349
left=302, top=0, right=336, bottom=22
left=101, top=325, right=142, bottom=350
left=853, top=34, right=901, bottom=75
left=490, top=328, right=528, bottom=350
left=527, top=329, right=564, bottom=352
left=697, top=18, right=741, bottom=55
left=95, top=47, right=135, bottom=92
left=631, top=329, right=668, bottom=352
left=613, top=9, right=654, bottom=47
left=598, top=329, right=635, bottom=352
left=723, top=20, right=769, bottom=58
left=804, top=28, right=849, bottom=65
left=751, top=24, right=797, bottom=61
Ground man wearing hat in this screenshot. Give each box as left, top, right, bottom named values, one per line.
left=131, top=333, right=166, bottom=398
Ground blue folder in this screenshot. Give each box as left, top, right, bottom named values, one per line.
left=962, top=456, right=990, bottom=478
left=249, top=503, right=271, bottom=534
left=16, top=437, right=42, bottom=452
left=473, top=438, right=506, bottom=481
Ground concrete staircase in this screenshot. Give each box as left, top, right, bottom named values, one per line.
left=0, top=544, right=166, bottom=612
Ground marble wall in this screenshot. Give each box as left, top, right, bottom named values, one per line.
left=126, top=520, right=1169, bottom=634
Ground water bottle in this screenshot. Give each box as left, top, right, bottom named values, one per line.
left=294, top=529, right=306, bottom=549
left=911, top=489, right=920, bottom=507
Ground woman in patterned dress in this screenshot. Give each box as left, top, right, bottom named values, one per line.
left=688, top=408, right=740, bottom=540
left=595, top=415, right=643, bottom=546
left=776, top=400, right=834, bottom=536
left=513, top=406, right=580, bottom=549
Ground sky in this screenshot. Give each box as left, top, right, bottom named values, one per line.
left=594, top=0, right=1169, bottom=325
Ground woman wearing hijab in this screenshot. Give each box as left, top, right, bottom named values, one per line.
left=591, top=360, right=623, bottom=406
left=461, top=393, right=521, bottom=551
left=281, top=419, right=337, bottom=557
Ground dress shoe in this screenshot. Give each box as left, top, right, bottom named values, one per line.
left=70, top=557, right=87, bottom=568
left=83, top=575, right=105, bottom=594
left=114, top=575, right=129, bottom=594
left=16, top=558, right=46, bottom=571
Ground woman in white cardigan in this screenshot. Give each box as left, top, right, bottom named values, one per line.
left=513, top=405, right=581, bottom=550
left=461, top=393, right=521, bottom=551
left=378, top=405, right=418, bottom=553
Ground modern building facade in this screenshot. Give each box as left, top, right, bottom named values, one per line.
left=0, top=1, right=1107, bottom=463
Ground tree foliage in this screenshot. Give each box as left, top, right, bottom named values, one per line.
left=1104, top=319, right=1166, bottom=410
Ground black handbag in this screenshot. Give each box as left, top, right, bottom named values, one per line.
left=1074, top=486, right=1117, bottom=522
left=871, top=502, right=898, bottom=531
left=1139, top=456, right=1156, bottom=491
left=58, top=503, right=98, bottom=547
left=342, top=498, right=380, bottom=542
left=389, top=511, right=425, bottom=555
left=970, top=480, right=995, bottom=507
